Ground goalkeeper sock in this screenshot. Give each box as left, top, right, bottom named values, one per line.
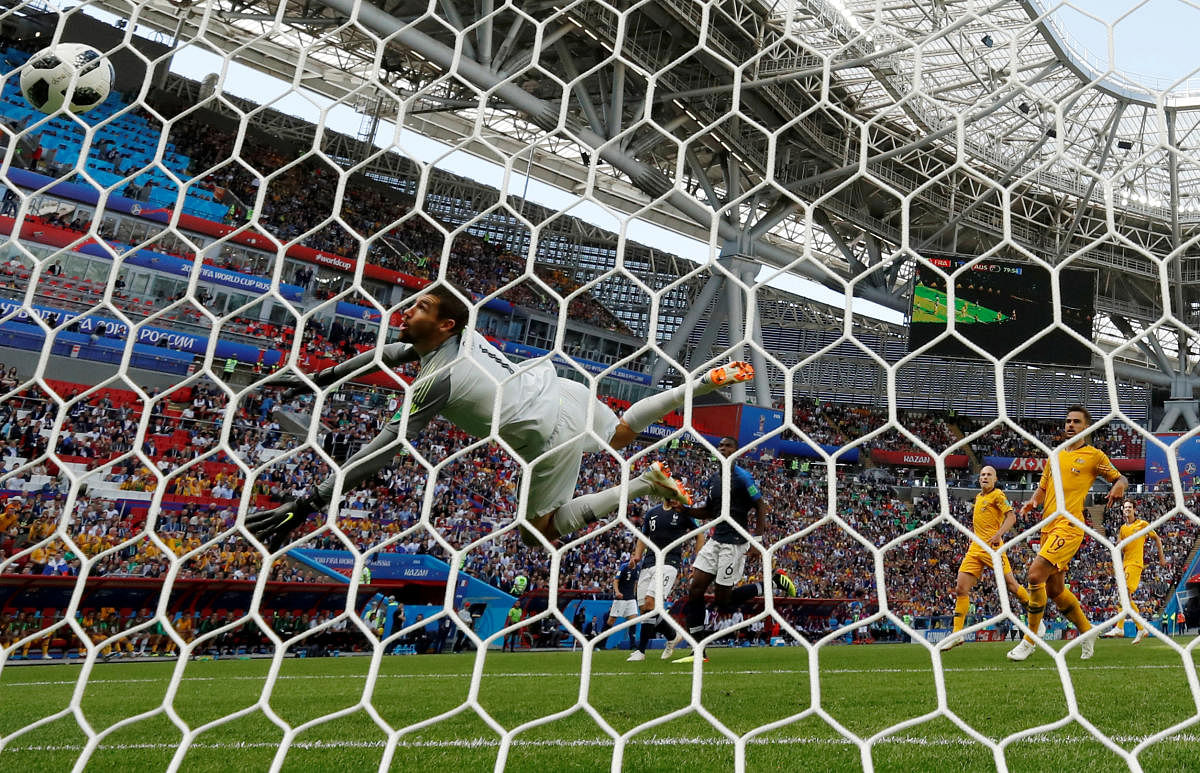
left=1052, top=588, right=1092, bottom=633
left=551, top=478, right=653, bottom=537
left=656, top=618, right=676, bottom=638
left=1024, top=582, right=1046, bottom=645
left=621, top=384, right=691, bottom=434
left=952, top=595, right=970, bottom=633
left=621, top=368, right=732, bottom=433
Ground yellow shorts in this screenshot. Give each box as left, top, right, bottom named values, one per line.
left=958, top=546, right=1014, bottom=578
left=1124, top=563, right=1144, bottom=595
left=1037, top=523, right=1085, bottom=571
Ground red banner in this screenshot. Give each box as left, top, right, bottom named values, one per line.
left=692, top=405, right=742, bottom=438
left=173, top=212, right=427, bottom=288
left=870, top=450, right=969, bottom=468
left=0, top=214, right=429, bottom=293
left=972, top=630, right=1007, bottom=642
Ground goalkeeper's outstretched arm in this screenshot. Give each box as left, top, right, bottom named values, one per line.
left=246, top=366, right=450, bottom=548
left=309, top=370, right=449, bottom=506
left=274, top=342, right=419, bottom=397
left=244, top=424, right=411, bottom=549
left=312, top=342, right=419, bottom=386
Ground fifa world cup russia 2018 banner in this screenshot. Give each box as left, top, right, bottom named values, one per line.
left=1145, top=434, right=1200, bottom=487
left=0, top=216, right=304, bottom=302
left=291, top=549, right=515, bottom=639
left=871, top=450, right=969, bottom=468
left=984, top=456, right=1145, bottom=474
left=0, top=298, right=283, bottom=365
left=739, top=404, right=784, bottom=445
left=293, top=550, right=452, bottom=581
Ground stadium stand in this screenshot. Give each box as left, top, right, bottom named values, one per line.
left=1, top=362, right=1192, bottom=659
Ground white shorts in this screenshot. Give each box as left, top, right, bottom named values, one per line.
left=636, top=564, right=680, bottom=602
left=693, top=540, right=749, bottom=587
left=608, top=599, right=638, bottom=618
left=526, top=378, right=619, bottom=518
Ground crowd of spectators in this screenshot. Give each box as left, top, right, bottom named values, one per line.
left=146, top=103, right=630, bottom=334
left=0, top=367, right=1195, bottom=658
left=785, top=404, right=958, bottom=454
left=787, top=398, right=842, bottom=446
left=963, top=416, right=1064, bottom=458
left=6, top=97, right=631, bottom=337
left=781, top=401, right=1146, bottom=464
left=962, top=416, right=1145, bottom=460
left=866, top=409, right=958, bottom=453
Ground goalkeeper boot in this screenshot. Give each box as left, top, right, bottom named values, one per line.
left=772, top=568, right=797, bottom=597
left=1132, top=628, right=1149, bottom=645
left=662, top=634, right=681, bottom=660
left=642, top=462, right=692, bottom=505
left=701, top=361, right=754, bottom=390
left=245, top=497, right=317, bottom=551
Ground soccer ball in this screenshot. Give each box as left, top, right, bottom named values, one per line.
left=19, top=43, right=114, bottom=114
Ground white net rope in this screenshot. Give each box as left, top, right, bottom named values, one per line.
left=0, top=0, right=1197, bottom=770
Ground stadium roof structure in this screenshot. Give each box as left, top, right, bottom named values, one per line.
left=84, top=0, right=1200, bottom=394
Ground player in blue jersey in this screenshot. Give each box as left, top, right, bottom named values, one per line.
left=669, top=436, right=793, bottom=657
left=626, top=497, right=703, bottom=661
left=605, top=561, right=639, bottom=650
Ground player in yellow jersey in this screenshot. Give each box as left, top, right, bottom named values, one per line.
left=1102, top=500, right=1164, bottom=644
left=1007, top=405, right=1127, bottom=662
left=942, top=466, right=1031, bottom=650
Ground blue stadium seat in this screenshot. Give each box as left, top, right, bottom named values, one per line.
left=0, top=47, right=229, bottom=220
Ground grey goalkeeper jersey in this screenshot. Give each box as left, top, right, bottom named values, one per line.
left=313, top=330, right=559, bottom=505
left=398, top=330, right=559, bottom=455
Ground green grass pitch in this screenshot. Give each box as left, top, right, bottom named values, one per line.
left=1, top=639, right=1198, bottom=771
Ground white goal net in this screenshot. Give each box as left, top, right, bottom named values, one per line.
left=0, top=0, right=1198, bottom=770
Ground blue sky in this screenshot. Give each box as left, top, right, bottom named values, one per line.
left=1050, top=0, right=1200, bottom=88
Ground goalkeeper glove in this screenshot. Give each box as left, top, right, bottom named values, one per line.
left=269, top=371, right=325, bottom=403
left=245, top=497, right=318, bottom=551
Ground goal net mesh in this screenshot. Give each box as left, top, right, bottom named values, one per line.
left=0, top=0, right=1197, bottom=769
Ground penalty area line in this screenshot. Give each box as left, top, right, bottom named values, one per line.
left=4, top=733, right=1200, bottom=752
left=0, top=662, right=1182, bottom=688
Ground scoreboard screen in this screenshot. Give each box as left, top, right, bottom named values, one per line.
left=908, top=257, right=1097, bottom=366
